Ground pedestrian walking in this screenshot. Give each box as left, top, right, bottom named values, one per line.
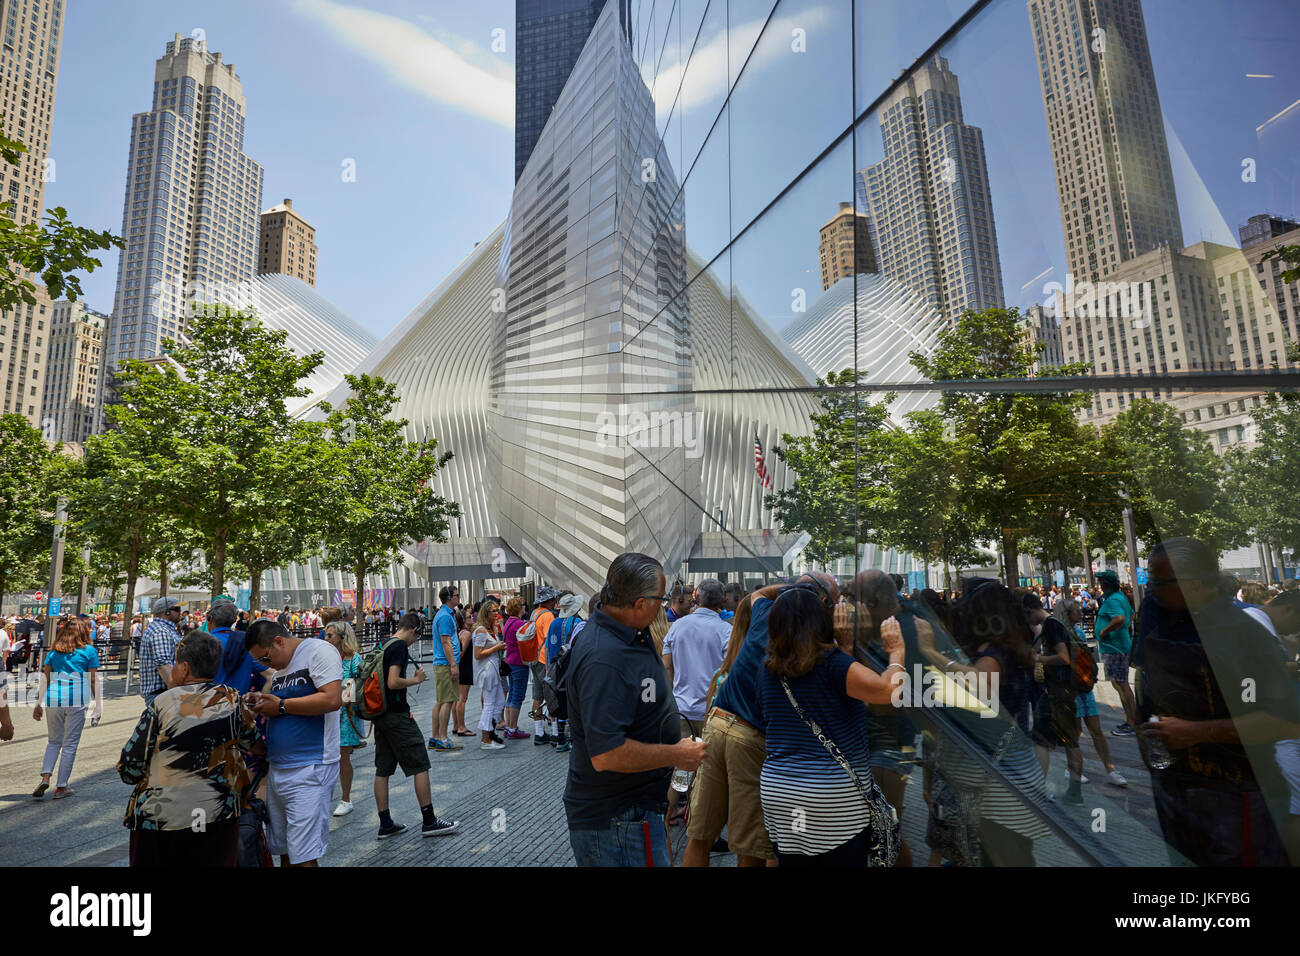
left=32, top=618, right=99, bottom=799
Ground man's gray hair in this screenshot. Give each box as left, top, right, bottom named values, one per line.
left=696, top=578, right=724, bottom=610
left=207, top=602, right=239, bottom=628
left=175, top=631, right=222, bottom=681
left=599, top=553, right=664, bottom=609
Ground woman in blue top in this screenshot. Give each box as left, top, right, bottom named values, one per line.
left=32, top=618, right=99, bottom=799
left=324, top=621, right=364, bottom=817
left=755, top=587, right=905, bottom=867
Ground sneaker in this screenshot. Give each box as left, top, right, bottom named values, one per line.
left=434, top=741, right=463, bottom=753
left=554, top=741, right=571, bottom=753
left=51, top=787, right=74, bottom=799
left=32, top=777, right=50, bottom=799
left=422, top=817, right=460, bottom=837
left=333, top=801, right=354, bottom=817
left=1111, top=723, right=1136, bottom=737
left=504, top=729, right=529, bottom=740
left=427, top=737, right=440, bottom=748
left=1108, top=769, right=1128, bottom=787
left=489, top=733, right=505, bottom=745
left=534, top=734, right=554, bottom=746
left=1063, top=770, right=1089, bottom=784
left=377, top=821, right=408, bottom=840
left=480, top=741, right=506, bottom=751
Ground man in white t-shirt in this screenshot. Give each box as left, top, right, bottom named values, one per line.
left=244, top=619, right=343, bottom=867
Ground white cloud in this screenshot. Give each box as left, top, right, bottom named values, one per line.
left=293, top=0, right=513, bottom=128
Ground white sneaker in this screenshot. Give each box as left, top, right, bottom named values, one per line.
left=332, top=801, right=354, bottom=817
left=1063, top=769, right=1089, bottom=783
left=1108, top=769, right=1128, bottom=787
left=480, top=741, right=506, bottom=751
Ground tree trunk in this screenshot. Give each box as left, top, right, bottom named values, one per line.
left=1001, top=530, right=1019, bottom=588
left=249, top=565, right=263, bottom=617
left=123, top=538, right=140, bottom=644
left=159, top=557, right=169, bottom=598
left=212, top=534, right=227, bottom=600
left=355, top=556, right=366, bottom=618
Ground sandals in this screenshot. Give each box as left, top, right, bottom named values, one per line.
left=453, top=730, right=476, bottom=737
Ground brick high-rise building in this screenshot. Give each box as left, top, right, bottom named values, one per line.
left=0, top=0, right=64, bottom=427
left=99, top=33, right=264, bottom=425
left=257, top=198, right=316, bottom=287
left=1028, top=0, right=1183, bottom=282
left=817, top=202, right=877, bottom=291
left=40, top=299, right=105, bottom=445
left=863, top=55, right=1004, bottom=324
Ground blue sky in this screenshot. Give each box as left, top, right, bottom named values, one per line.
left=46, top=0, right=517, bottom=337
left=41, top=0, right=1300, bottom=341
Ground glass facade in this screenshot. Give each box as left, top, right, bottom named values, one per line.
left=317, top=0, right=1300, bottom=866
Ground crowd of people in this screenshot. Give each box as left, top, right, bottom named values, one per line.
left=3, top=544, right=1298, bottom=868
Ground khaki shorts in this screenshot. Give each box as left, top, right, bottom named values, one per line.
left=686, top=710, right=775, bottom=860
left=433, top=664, right=458, bottom=703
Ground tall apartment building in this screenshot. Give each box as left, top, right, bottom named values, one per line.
left=40, top=299, right=105, bottom=445
left=1023, top=304, right=1064, bottom=370
left=100, top=34, right=264, bottom=420
left=257, top=198, right=316, bottom=286
left=0, top=0, right=63, bottom=427
left=515, top=0, right=630, bottom=182
left=1028, top=0, right=1182, bottom=283
left=863, top=55, right=1004, bottom=324
left=817, top=202, right=877, bottom=291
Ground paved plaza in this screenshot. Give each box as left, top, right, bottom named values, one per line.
left=0, top=653, right=1173, bottom=868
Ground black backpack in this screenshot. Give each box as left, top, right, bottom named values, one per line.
left=541, top=621, right=579, bottom=720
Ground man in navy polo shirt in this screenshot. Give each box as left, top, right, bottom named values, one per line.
left=565, top=553, right=707, bottom=867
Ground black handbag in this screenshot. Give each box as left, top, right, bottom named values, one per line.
left=779, top=679, right=900, bottom=867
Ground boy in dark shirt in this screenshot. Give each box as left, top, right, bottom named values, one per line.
left=372, top=612, right=460, bottom=840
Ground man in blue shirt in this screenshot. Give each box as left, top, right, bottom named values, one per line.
left=428, top=586, right=463, bottom=752
left=1094, top=569, right=1138, bottom=736
left=681, top=570, right=840, bottom=867
left=139, top=597, right=184, bottom=705
left=206, top=597, right=266, bottom=694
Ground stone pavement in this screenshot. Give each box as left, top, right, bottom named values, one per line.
left=0, top=658, right=1170, bottom=867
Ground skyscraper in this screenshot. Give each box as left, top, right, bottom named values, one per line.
left=100, top=33, right=264, bottom=417
left=0, top=0, right=64, bottom=426
left=514, top=0, right=630, bottom=182
left=863, top=55, right=1004, bottom=324
left=39, top=299, right=105, bottom=445
left=258, top=198, right=317, bottom=287
left=817, top=202, right=877, bottom=292
left=1028, top=0, right=1182, bottom=282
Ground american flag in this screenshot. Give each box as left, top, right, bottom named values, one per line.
left=753, top=432, right=773, bottom=489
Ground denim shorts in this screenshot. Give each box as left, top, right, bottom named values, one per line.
left=568, top=806, right=670, bottom=867
left=1074, top=691, right=1099, bottom=718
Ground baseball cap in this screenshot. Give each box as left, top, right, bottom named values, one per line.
left=152, top=596, right=183, bottom=614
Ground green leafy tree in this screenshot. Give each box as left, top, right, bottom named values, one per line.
left=0, top=119, right=120, bottom=309
left=766, top=370, right=895, bottom=569
left=909, top=307, right=1095, bottom=583
left=0, top=414, right=62, bottom=608
left=105, top=304, right=326, bottom=597
left=1229, top=383, right=1300, bottom=573
left=1103, top=398, right=1248, bottom=557
left=318, top=374, right=459, bottom=608
left=874, top=409, right=984, bottom=588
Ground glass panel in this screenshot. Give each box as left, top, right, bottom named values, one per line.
left=678, top=0, right=727, bottom=176
left=728, top=139, right=853, bottom=389
left=727, top=0, right=777, bottom=91
left=679, top=102, right=731, bottom=270
left=853, top=0, right=976, bottom=115
left=728, top=0, right=852, bottom=235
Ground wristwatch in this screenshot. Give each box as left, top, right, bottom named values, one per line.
left=277, top=698, right=287, bottom=717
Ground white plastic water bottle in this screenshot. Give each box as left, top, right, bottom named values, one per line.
left=671, top=736, right=702, bottom=791
left=1144, top=716, right=1172, bottom=770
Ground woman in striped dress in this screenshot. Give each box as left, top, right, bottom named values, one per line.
left=755, top=587, right=905, bottom=867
